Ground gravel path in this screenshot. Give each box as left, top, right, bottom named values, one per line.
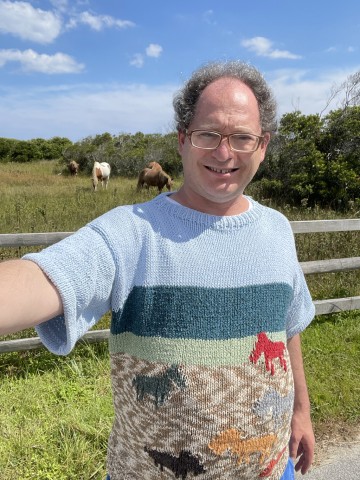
left=294, top=440, right=360, bottom=479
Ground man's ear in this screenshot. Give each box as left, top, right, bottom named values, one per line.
left=178, top=131, right=186, bottom=156
left=260, top=132, right=271, bottom=163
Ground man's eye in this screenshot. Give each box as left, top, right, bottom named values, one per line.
left=199, top=132, right=217, bottom=138
left=233, top=134, right=254, bottom=141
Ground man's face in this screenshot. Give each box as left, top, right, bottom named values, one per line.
left=177, top=78, right=270, bottom=214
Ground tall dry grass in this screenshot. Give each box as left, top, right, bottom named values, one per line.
left=1, top=161, right=360, bottom=478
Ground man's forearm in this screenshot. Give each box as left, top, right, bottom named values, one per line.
left=288, top=334, right=311, bottom=412
left=0, top=259, right=63, bottom=335
left=287, top=333, right=315, bottom=474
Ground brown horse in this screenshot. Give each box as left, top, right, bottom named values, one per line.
left=68, top=161, right=79, bottom=177
left=148, top=161, right=162, bottom=172
left=137, top=168, right=173, bottom=192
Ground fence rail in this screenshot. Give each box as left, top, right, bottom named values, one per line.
left=2, top=218, right=360, bottom=354
left=2, top=219, right=360, bottom=248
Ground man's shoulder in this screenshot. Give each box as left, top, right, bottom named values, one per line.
left=88, top=196, right=164, bottom=234
left=253, top=201, right=293, bottom=235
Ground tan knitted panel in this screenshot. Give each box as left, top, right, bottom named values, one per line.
left=107, top=352, right=293, bottom=480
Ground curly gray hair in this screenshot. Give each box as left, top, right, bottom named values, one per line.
left=173, top=61, right=277, bottom=136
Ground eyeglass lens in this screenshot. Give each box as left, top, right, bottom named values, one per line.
left=191, top=131, right=259, bottom=151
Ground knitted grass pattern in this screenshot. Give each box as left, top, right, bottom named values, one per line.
left=23, top=193, right=315, bottom=479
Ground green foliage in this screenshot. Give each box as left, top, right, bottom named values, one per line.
left=0, top=137, right=72, bottom=163
left=0, top=342, right=112, bottom=479
left=302, top=310, right=360, bottom=423
left=254, top=106, right=360, bottom=209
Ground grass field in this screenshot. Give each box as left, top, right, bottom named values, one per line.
left=1, top=160, right=360, bottom=479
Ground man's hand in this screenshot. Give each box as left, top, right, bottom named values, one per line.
left=289, top=406, right=315, bottom=474
left=287, top=333, right=315, bottom=475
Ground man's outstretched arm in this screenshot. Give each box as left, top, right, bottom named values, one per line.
left=288, top=333, right=315, bottom=474
left=0, top=259, right=63, bottom=336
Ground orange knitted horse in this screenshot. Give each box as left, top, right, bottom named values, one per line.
left=208, top=427, right=278, bottom=466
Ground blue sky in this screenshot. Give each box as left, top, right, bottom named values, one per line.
left=0, top=0, right=359, bottom=141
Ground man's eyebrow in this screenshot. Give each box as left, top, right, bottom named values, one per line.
left=233, top=126, right=256, bottom=132
left=195, top=125, right=256, bottom=132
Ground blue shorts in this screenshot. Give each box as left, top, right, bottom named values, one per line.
left=280, top=458, right=295, bottom=480
left=106, top=458, right=295, bottom=479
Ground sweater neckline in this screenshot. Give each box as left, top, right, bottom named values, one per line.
left=153, top=192, right=265, bottom=230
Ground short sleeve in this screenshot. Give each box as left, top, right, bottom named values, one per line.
left=286, top=262, right=315, bottom=338
left=22, top=226, right=116, bottom=355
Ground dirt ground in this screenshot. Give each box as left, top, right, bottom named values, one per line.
left=312, top=420, right=360, bottom=466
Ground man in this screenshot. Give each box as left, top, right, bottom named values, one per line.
left=0, top=61, right=315, bottom=479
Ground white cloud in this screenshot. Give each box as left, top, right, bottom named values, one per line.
left=241, top=37, right=301, bottom=59
left=203, top=9, right=216, bottom=25
left=67, top=11, right=135, bottom=31
left=130, top=53, right=144, bottom=68
left=146, top=44, right=162, bottom=58
left=0, top=83, right=177, bottom=140
left=267, top=67, right=360, bottom=118
left=349, top=47, right=355, bottom=52
left=49, top=0, right=67, bottom=12
left=326, top=46, right=337, bottom=52
left=0, top=49, right=85, bottom=74
left=0, top=0, right=62, bottom=43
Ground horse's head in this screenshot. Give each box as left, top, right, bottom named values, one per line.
left=256, top=332, right=269, bottom=346
left=167, top=365, right=186, bottom=390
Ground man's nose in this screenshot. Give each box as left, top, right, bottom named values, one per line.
left=212, top=137, right=233, bottom=161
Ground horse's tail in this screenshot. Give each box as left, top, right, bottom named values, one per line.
left=92, top=162, right=98, bottom=188
left=137, top=169, right=145, bottom=190
left=166, top=174, right=173, bottom=191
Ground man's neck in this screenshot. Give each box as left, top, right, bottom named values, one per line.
left=170, top=188, right=249, bottom=216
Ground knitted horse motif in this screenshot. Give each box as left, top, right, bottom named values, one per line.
left=132, top=364, right=186, bottom=410
left=253, top=389, right=294, bottom=431
left=258, top=446, right=287, bottom=477
left=144, top=447, right=206, bottom=479
left=249, top=332, right=287, bottom=375
left=208, top=428, right=278, bottom=466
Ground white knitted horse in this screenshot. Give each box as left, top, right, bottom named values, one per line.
left=92, top=162, right=111, bottom=192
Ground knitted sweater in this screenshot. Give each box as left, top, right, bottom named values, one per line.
left=23, top=193, right=314, bottom=480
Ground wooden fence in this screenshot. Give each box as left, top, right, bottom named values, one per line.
left=1, top=218, right=360, bottom=354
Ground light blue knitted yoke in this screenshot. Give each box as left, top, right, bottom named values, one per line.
left=23, top=193, right=314, bottom=480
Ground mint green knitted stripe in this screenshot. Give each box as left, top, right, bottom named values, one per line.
left=109, top=331, right=287, bottom=366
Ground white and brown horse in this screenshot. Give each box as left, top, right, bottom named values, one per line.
left=92, top=162, right=111, bottom=191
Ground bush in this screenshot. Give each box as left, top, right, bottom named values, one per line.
left=0, top=136, right=72, bottom=163
left=254, top=107, right=360, bottom=209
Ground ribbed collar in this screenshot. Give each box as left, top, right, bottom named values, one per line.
left=152, top=192, right=266, bottom=230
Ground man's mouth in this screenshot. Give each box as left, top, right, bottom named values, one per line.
left=206, top=166, right=238, bottom=174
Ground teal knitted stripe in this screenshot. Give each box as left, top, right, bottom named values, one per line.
left=111, top=284, right=292, bottom=340
left=109, top=331, right=287, bottom=366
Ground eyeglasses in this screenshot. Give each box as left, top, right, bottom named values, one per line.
left=186, top=129, right=264, bottom=152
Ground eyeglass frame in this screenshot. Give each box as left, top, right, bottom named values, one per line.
left=186, top=129, right=265, bottom=153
